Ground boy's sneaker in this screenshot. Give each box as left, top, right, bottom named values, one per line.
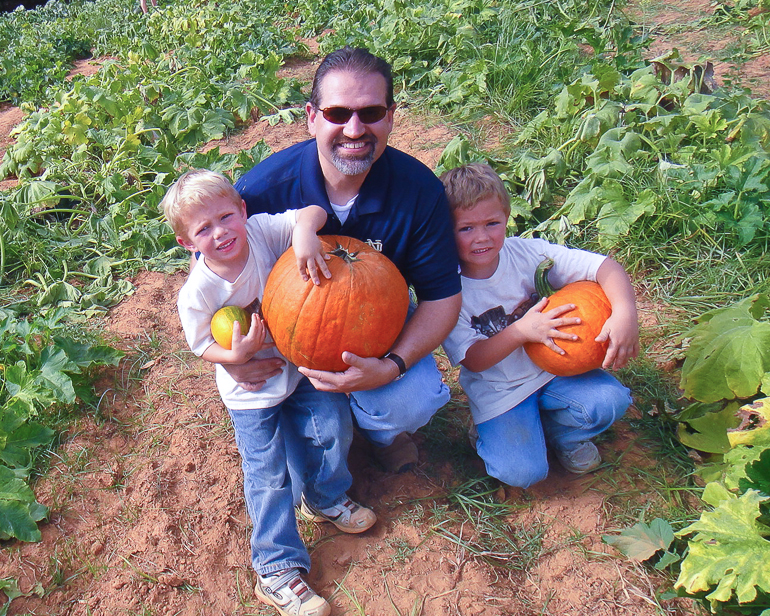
left=300, top=495, right=376, bottom=534
left=254, top=568, right=330, bottom=616
left=555, top=441, right=602, bottom=475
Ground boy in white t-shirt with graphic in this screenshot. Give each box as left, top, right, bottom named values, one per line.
left=440, top=163, right=639, bottom=488
left=161, top=169, right=375, bottom=616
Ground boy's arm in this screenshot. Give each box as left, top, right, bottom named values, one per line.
left=594, top=258, right=639, bottom=370
left=462, top=299, right=581, bottom=373
left=293, top=205, right=331, bottom=285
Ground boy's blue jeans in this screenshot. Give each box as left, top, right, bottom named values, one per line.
left=227, top=378, right=353, bottom=576
left=475, top=369, right=631, bottom=489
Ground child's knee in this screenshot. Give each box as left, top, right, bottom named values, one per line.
left=598, top=382, right=632, bottom=424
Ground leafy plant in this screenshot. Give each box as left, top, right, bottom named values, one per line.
left=0, top=308, right=123, bottom=541
left=606, top=295, right=770, bottom=615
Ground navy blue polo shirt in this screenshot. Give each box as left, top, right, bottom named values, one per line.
left=235, top=139, right=461, bottom=302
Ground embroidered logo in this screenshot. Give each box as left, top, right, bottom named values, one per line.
left=365, top=239, right=383, bottom=252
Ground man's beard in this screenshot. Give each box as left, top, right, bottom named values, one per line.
left=331, top=139, right=377, bottom=176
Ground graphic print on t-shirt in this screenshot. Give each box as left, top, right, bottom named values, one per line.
left=470, top=293, right=540, bottom=338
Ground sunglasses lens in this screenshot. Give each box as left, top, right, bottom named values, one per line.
left=322, top=107, right=354, bottom=124
left=357, top=106, right=388, bottom=123
left=320, top=106, right=388, bottom=124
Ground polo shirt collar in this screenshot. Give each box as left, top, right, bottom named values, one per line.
left=300, top=140, right=391, bottom=215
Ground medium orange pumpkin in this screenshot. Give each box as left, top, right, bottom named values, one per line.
left=523, top=258, right=612, bottom=377
left=261, top=236, right=410, bottom=372
left=211, top=305, right=251, bottom=350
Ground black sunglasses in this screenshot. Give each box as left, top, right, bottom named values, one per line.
left=318, top=105, right=391, bottom=125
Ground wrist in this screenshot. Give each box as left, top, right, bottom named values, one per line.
left=381, top=352, right=407, bottom=380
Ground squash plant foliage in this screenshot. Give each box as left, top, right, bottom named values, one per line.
left=438, top=55, right=770, bottom=252
left=605, top=295, right=770, bottom=615
left=0, top=308, right=123, bottom=542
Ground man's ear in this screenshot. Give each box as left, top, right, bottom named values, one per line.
left=306, top=102, right=317, bottom=136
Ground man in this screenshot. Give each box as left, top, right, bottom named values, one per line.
left=231, top=46, right=462, bottom=473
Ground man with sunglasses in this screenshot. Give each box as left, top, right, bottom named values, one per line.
left=232, top=46, right=462, bottom=475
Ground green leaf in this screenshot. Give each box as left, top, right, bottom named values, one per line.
left=603, top=518, right=675, bottom=561
left=0, top=576, right=22, bottom=616
left=728, top=398, right=770, bottom=448
left=677, top=401, right=742, bottom=454
left=680, top=294, right=770, bottom=402
left=53, top=337, right=124, bottom=368
left=3, top=362, right=59, bottom=415
left=739, top=448, right=770, bottom=496
left=675, top=485, right=770, bottom=609
left=722, top=445, right=767, bottom=491
left=0, top=405, right=54, bottom=468
left=595, top=185, right=657, bottom=246
left=0, top=464, right=48, bottom=542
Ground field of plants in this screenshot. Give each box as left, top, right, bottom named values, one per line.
left=1, top=0, right=770, bottom=613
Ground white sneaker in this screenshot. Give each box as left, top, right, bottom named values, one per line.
left=254, top=568, right=330, bottom=616
left=555, top=441, right=602, bottom=475
left=300, top=495, right=376, bottom=534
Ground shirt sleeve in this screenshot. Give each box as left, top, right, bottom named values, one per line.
left=403, top=190, right=461, bottom=302
left=246, top=210, right=298, bottom=260
left=177, top=283, right=218, bottom=357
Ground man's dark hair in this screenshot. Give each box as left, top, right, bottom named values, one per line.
left=309, top=46, right=394, bottom=109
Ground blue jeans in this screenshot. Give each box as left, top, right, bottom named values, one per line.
left=349, top=351, right=450, bottom=447
left=227, top=378, right=353, bottom=575
left=475, top=370, right=631, bottom=489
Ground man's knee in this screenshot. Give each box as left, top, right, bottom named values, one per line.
left=484, top=456, right=549, bottom=489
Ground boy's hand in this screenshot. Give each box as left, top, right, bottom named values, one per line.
left=293, top=230, right=331, bottom=286
left=595, top=312, right=639, bottom=370
left=516, top=297, right=582, bottom=354
left=229, top=313, right=267, bottom=363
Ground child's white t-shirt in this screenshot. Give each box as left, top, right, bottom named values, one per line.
left=442, top=236, right=606, bottom=425
left=177, top=210, right=302, bottom=410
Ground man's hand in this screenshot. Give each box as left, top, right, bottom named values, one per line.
left=221, top=356, right=286, bottom=391
left=298, top=352, right=400, bottom=394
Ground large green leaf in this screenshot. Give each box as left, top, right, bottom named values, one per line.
left=0, top=405, right=54, bottom=469
left=0, top=465, right=48, bottom=542
left=680, top=294, right=770, bottom=403
left=677, top=401, right=742, bottom=454
left=676, top=483, right=770, bottom=609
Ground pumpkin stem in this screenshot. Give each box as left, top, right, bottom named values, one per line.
left=328, top=243, right=360, bottom=263
left=535, top=257, right=557, bottom=298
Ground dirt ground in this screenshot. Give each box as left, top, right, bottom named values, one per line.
left=2, top=2, right=766, bottom=614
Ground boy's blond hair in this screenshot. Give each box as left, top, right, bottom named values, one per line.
left=440, top=163, right=511, bottom=218
left=160, top=169, right=242, bottom=239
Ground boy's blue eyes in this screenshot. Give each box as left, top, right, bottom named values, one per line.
left=458, top=221, right=501, bottom=232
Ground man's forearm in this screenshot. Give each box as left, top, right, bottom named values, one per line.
left=389, top=292, right=462, bottom=368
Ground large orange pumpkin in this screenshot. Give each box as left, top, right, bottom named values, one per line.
left=261, top=236, right=410, bottom=372
left=523, top=258, right=612, bottom=377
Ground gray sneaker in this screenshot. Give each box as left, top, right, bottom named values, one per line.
left=555, top=441, right=602, bottom=475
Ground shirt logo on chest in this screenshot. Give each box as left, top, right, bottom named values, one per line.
left=365, top=239, right=383, bottom=252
